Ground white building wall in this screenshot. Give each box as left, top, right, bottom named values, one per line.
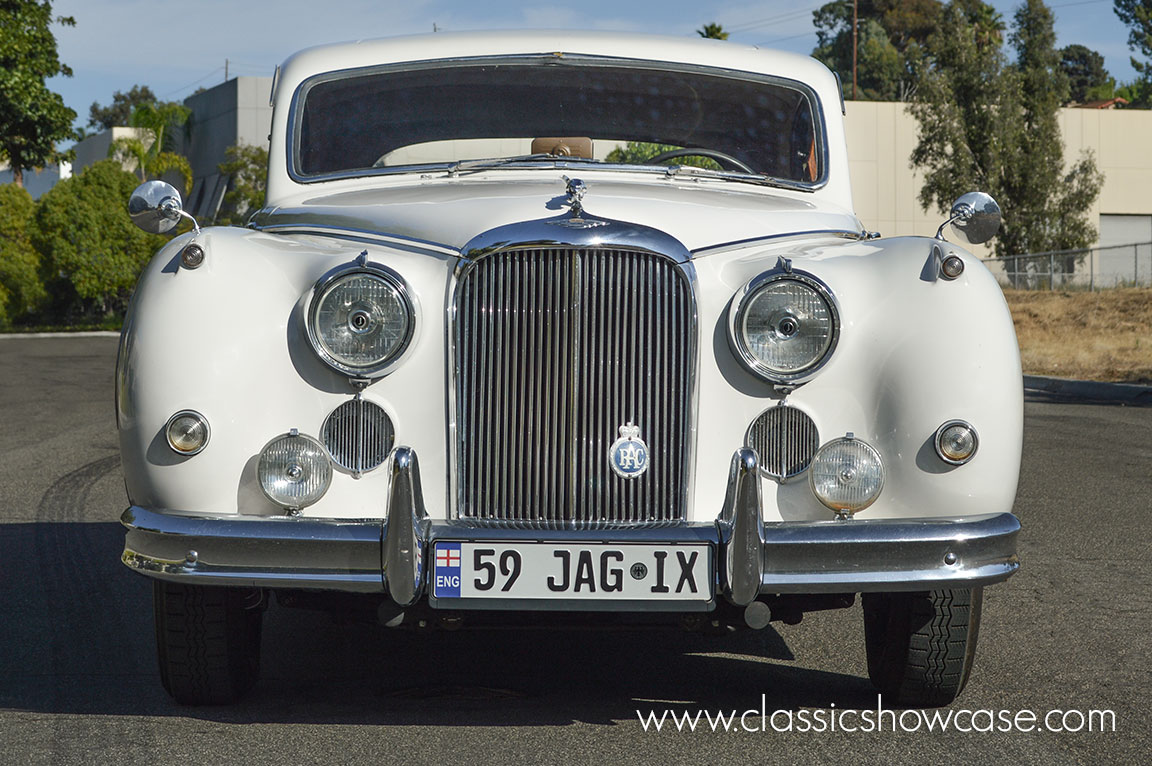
left=844, top=101, right=1152, bottom=264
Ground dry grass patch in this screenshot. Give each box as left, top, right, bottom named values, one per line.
left=1003, top=288, right=1152, bottom=384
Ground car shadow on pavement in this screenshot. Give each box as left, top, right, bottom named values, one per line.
left=0, top=521, right=876, bottom=726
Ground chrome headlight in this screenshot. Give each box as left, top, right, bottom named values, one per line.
left=307, top=265, right=414, bottom=378
left=730, top=271, right=838, bottom=383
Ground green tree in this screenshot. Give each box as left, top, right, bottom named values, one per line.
left=88, top=84, right=158, bottom=130
left=215, top=143, right=268, bottom=226
left=109, top=101, right=193, bottom=192
left=0, top=183, right=46, bottom=326
left=1060, top=45, right=1114, bottom=103
left=605, top=142, right=722, bottom=170
left=31, top=160, right=167, bottom=321
left=1115, top=0, right=1152, bottom=67
left=0, top=2, right=77, bottom=188
left=814, top=17, right=906, bottom=100
left=812, top=1, right=944, bottom=100
left=1116, top=76, right=1152, bottom=105
left=1114, top=0, right=1152, bottom=106
left=697, top=23, right=728, bottom=40
left=910, top=0, right=1102, bottom=257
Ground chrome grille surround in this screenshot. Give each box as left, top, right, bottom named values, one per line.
left=745, top=404, right=819, bottom=481
left=452, top=238, right=696, bottom=529
left=321, top=397, right=395, bottom=476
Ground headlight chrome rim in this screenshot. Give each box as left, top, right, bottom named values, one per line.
left=305, top=263, right=416, bottom=378
left=729, top=270, right=840, bottom=384
left=165, top=410, right=210, bottom=455
left=934, top=419, right=979, bottom=465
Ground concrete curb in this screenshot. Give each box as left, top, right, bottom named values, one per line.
left=1024, top=375, right=1152, bottom=405
left=0, top=331, right=120, bottom=339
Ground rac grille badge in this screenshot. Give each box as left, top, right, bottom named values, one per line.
left=609, top=422, right=649, bottom=479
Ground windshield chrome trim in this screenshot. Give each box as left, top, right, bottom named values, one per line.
left=287, top=53, right=830, bottom=191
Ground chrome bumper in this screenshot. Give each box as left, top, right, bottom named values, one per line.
left=121, top=447, right=1020, bottom=605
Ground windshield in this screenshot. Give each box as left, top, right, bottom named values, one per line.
left=292, top=55, right=824, bottom=185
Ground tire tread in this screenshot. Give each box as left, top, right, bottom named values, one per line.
left=863, top=587, right=983, bottom=707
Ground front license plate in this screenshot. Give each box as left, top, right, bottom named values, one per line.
left=431, top=542, right=711, bottom=601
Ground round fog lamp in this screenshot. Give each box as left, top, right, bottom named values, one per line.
left=810, top=435, right=884, bottom=515
left=165, top=410, right=210, bottom=455
left=935, top=420, right=979, bottom=465
left=258, top=431, right=332, bottom=509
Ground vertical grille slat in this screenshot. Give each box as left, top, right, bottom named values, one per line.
left=456, top=247, right=693, bottom=527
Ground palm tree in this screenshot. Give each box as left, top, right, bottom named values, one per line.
left=109, top=101, right=193, bottom=192
left=697, top=23, right=729, bottom=40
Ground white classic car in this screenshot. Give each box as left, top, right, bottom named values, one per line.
left=118, top=31, right=1021, bottom=707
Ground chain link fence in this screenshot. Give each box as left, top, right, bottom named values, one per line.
left=986, top=241, right=1152, bottom=290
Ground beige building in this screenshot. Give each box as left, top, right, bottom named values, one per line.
left=846, top=101, right=1152, bottom=285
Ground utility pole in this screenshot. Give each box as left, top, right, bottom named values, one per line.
left=225, top=58, right=229, bottom=82
left=852, top=0, right=858, bottom=100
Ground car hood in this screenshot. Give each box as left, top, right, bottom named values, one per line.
left=252, top=174, right=863, bottom=254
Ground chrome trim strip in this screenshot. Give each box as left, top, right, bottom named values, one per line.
left=717, top=449, right=765, bottom=606
left=286, top=53, right=831, bottom=191
left=381, top=447, right=430, bottom=605
left=248, top=222, right=460, bottom=258
left=690, top=229, right=864, bottom=258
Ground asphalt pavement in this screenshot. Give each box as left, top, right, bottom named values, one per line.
left=0, top=336, right=1149, bottom=765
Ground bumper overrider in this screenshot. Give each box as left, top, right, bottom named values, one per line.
left=121, top=447, right=1020, bottom=609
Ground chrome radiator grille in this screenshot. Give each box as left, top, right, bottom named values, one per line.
left=455, top=247, right=694, bottom=527
left=745, top=404, right=819, bottom=480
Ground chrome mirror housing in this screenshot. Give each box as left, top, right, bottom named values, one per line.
left=128, top=180, right=200, bottom=235
left=938, top=191, right=1001, bottom=245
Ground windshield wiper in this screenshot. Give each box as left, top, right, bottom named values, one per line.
left=446, top=154, right=601, bottom=176
left=660, top=163, right=796, bottom=190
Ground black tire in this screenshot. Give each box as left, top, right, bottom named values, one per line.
left=862, top=587, right=983, bottom=707
left=154, top=581, right=265, bottom=705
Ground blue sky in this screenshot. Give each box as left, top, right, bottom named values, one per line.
left=48, top=0, right=1137, bottom=128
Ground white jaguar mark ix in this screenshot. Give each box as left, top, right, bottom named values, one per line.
left=117, top=30, right=1022, bottom=707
